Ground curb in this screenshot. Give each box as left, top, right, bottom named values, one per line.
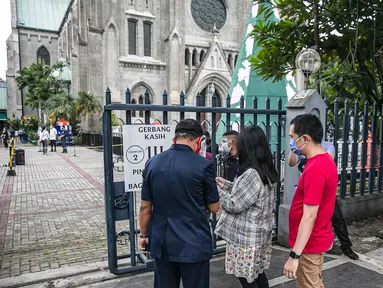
left=0, top=255, right=228, bottom=288
left=0, top=261, right=110, bottom=288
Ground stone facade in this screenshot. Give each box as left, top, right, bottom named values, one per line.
left=6, top=0, right=61, bottom=119
left=59, top=0, right=251, bottom=129
left=7, top=0, right=252, bottom=130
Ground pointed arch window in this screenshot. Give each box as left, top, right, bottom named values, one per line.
left=37, top=46, right=50, bottom=65
left=200, top=50, right=206, bottom=62
left=143, top=21, right=152, bottom=57
left=228, top=53, right=233, bottom=69
left=128, top=19, right=137, bottom=55
left=192, top=49, right=198, bottom=66
left=185, top=49, right=190, bottom=66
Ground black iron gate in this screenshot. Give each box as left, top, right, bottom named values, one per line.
left=103, top=87, right=286, bottom=275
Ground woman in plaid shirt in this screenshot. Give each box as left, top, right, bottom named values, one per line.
left=215, top=125, right=277, bottom=288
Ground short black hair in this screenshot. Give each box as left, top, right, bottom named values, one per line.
left=175, top=119, right=203, bottom=140
left=290, top=114, right=323, bottom=144
left=223, top=130, right=239, bottom=138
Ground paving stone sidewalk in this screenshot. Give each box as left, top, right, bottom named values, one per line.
left=1, top=144, right=382, bottom=283
left=0, top=145, right=130, bottom=279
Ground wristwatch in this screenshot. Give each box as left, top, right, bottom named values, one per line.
left=139, top=234, right=148, bottom=239
left=289, top=250, right=301, bottom=260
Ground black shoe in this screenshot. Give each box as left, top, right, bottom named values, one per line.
left=341, top=246, right=359, bottom=260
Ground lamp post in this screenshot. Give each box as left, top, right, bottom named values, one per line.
left=295, top=48, right=321, bottom=90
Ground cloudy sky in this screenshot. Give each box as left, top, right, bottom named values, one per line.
left=0, top=0, right=12, bottom=80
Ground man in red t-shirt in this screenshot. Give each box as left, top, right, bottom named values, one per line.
left=284, top=114, right=338, bottom=288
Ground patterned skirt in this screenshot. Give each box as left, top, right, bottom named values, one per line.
left=225, top=243, right=272, bottom=283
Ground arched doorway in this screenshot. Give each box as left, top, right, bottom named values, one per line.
left=198, top=85, right=222, bottom=131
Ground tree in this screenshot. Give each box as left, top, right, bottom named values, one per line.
left=250, top=0, right=383, bottom=104
left=75, top=91, right=102, bottom=130
left=75, top=91, right=102, bottom=118
left=45, top=93, right=75, bottom=121
left=16, top=60, right=64, bottom=120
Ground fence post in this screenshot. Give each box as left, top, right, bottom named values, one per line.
left=179, top=91, right=185, bottom=121
left=125, top=88, right=131, bottom=125
left=360, top=101, right=369, bottom=195
left=368, top=102, right=378, bottom=193
left=103, top=87, right=117, bottom=272
left=324, top=97, right=329, bottom=140
left=144, top=89, right=150, bottom=125
left=265, top=97, right=271, bottom=145
left=253, top=96, right=258, bottom=126
left=333, top=98, right=339, bottom=166
left=211, top=92, right=218, bottom=249
left=196, top=93, right=201, bottom=123
left=275, top=98, right=283, bottom=235
left=163, top=90, right=168, bottom=124
left=226, top=94, right=231, bottom=131
left=340, top=99, right=350, bottom=198
left=350, top=100, right=359, bottom=196
left=240, top=96, right=245, bottom=130
left=377, top=105, right=383, bottom=193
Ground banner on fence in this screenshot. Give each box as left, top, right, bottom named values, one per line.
left=123, top=125, right=175, bottom=192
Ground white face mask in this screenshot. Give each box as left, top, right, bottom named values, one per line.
left=220, top=138, right=232, bottom=155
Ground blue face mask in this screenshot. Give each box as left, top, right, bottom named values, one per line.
left=290, top=136, right=305, bottom=155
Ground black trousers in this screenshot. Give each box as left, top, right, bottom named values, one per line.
left=332, top=199, right=352, bottom=248
left=42, top=140, right=48, bottom=154
left=50, top=140, right=56, bottom=151
left=154, top=245, right=210, bottom=288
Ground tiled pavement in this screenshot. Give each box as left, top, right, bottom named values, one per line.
left=1, top=145, right=383, bottom=287
left=0, top=145, right=131, bottom=279
left=69, top=248, right=383, bottom=288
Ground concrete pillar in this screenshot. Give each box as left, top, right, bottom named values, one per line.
left=278, top=90, right=327, bottom=247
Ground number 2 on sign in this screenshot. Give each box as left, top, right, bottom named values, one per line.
left=133, top=154, right=138, bottom=161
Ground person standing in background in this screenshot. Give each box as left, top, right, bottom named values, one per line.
left=221, top=130, right=240, bottom=182
left=41, top=127, right=49, bottom=155
left=2, top=128, right=9, bottom=149
left=50, top=125, right=58, bottom=152
left=38, top=127, right=43, bottom=152
left=14, top=130, right=19, bottom=144
left=60, top=126, right=69, bottom=154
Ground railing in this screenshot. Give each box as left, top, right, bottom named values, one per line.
left=81, top=132, right=103, bottom=148
left=325, top=98, right=383, bottom=198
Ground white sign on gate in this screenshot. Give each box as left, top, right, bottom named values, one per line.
left=123, top=125, right=174, bottom=192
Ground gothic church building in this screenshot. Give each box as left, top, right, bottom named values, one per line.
left=7, top=0, right=252, bottom=128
